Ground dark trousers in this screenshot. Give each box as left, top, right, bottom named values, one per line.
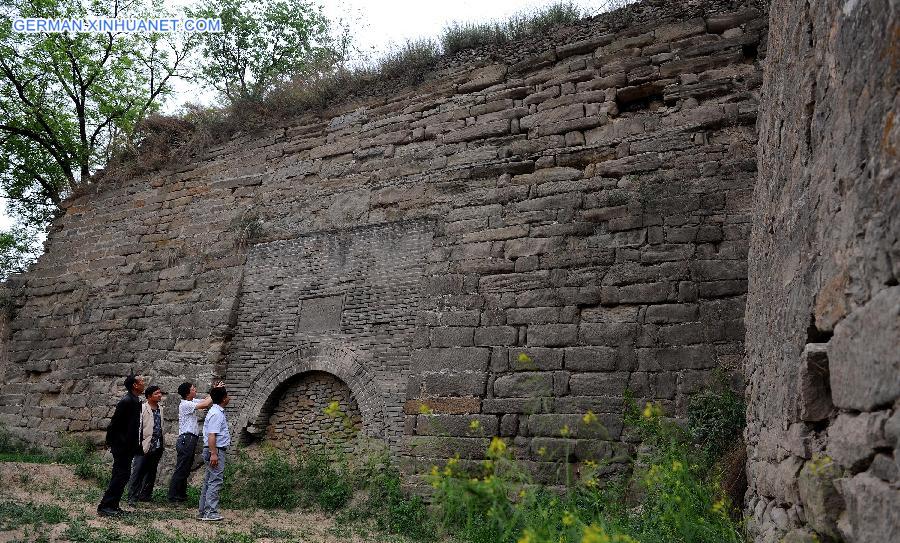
left=98, top=449, right=134, bottom=511
left=127, top=446, right=163, bottom=502
left=167, top=433, right=199, bottom=501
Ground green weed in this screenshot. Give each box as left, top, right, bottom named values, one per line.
left=428, top=394, right=746, bottom=543
left=0, top=501, right=68, bottom=531
left=442, top=2, right=584, bottom=56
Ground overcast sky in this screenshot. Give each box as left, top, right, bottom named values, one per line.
left=1, top=0, right=626, bottom=232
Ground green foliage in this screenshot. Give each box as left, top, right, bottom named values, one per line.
left=687, top=387, right=746, bottom=456
left=441, top=2, right=584, bottom=56
left=429, top=400, right=746, bottom=543
left=56, top=434, right=107, bottom=485
left=0, top=500, right=67, bottom=530
left=188, top=0, right=339, bottom=104
left=0, top=0, right=192, bottom=271
left=224, top=446, right=352, bottom=511
left=0, top=224, right=41, bottom=280
left=342, top=452, right=434, bottom=540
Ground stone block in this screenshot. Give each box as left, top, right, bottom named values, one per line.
left=645, top=303, right=699, bottom=323
left=482, top=397, right=552, bottom=414
left=474, top=326, right=518, bottom=346
left=563, top=347, right=618, bottom=372
left=430, top=327, right=475, bottom=347
left=579, top=323, right=640, bottom=346
left=828, top=286, right=900, bottom=411
left=838, top=473, right=900, bottom=543
left=403, top=397, right=481, bottom=415
left=528, top=324, right=578, bottom=347
left=507, top=348, right=564, bottom=371
left=798, top=456, right=844, bottom=540
left=422, top=371, right=487, bottom=397
left=568, top=372, right=629, bottom=397
left=443, top=120, right=510, bottom=143
left=527, top=414, right=617, bottom=439
left=412, top=348, right=491, bottom=373
left=637, top=346, right=715, bottom=371
left=415, top=414, right=499, bottom=437
left=493, top=373, right=553, bottom=397
left=826, top=412, right=889, bottom=470
left=500, top=414, right=519, bottom=436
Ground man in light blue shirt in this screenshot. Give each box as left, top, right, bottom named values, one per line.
left=198, top=387, right=231, bottom=521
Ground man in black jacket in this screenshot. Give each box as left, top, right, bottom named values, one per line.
left=97, top=374, right=145, bottom=516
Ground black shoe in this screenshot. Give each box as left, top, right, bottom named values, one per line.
left=97, top=507, right=119, bottom=517
left=114, top=507, right=128, bottom=515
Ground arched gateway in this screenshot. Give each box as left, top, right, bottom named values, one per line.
left=232, top=343, right=386, bottom=443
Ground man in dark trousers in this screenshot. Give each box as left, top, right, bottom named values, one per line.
left=97, top=374, right=144, bottom=516
left=167, top=380, right=223, bottom=503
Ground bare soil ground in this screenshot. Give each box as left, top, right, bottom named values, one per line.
left=0, top=462, right=397, bottom=543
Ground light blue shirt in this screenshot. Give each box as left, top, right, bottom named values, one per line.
left=202, top=404, right=231, bottom=449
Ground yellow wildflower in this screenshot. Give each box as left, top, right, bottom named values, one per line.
left=581, top=523, right=611, bottom=543
left=712, top=499, right=726, bottom=514
left=469, top=419, right=481, bottom=431
left=429, top=465, right=439, bottom=477
left=641, top=402, right=663, bottom=419
left=672, top=460, right=683, bottom=472
left=582, top=411, right=598, bottom=425
left=560, top=424, right=571, bottom=437
left=488, top=437, right=507, bottom=456
left=518, top=529, right=535, bottom=543
left=584, top=460, right=598, bottom=469
left=418, top=403, right=433, bottom=415
left=324, top=400, right=341, bottom=417
left=518, top=489, right=527, bottom=499
left=584, top=477, right=597, bottom=488
left=517, top=352, right=532, bottom=365
left=538, top=446, right=548, bottom=457
left=562, top=511, right=576, bottom=526
left=447, top=455, right=459, bottom=467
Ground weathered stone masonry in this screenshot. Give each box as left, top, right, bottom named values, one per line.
left=4, top=0, right=897, bottom=539
left=0, top=0, right=765, bottom=471
left=745, top=1, right=899, bottom=542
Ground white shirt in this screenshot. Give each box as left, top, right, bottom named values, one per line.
left=178, top=398, right=204, bottom=436
left=202, top=404, right=231, bottom=448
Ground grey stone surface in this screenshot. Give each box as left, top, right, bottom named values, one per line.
left=746, top=0, right=899, bottom=540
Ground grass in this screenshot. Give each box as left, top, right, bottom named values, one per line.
left=0, top=501, right=68, bottom=531
left=441, top=2, right=584, bottom=56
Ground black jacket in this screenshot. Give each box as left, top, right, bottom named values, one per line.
left=105, top=391, right=142, bottom=455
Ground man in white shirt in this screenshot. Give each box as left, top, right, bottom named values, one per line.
left=166, top=381, right=222, bottom=503
left=198, top=386, right=231, bottom=522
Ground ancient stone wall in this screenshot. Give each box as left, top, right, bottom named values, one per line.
left=265, top=371, right=362, bottom=453
left=0, top=0, right=766, bottom=490
left=746, top=0, right=899, bottom=541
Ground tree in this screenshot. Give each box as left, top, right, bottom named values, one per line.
left=188, top=0, right=337, bottom=104
left=0, top=0, right=193, bottom=278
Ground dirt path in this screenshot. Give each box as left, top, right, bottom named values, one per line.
left=0, top=462, right=387, bottom=542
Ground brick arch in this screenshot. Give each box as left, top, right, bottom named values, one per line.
left=233, top=341, right=385, bottom=440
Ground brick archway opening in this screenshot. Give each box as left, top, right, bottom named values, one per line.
left=256, top=371, right=363, bottom=453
